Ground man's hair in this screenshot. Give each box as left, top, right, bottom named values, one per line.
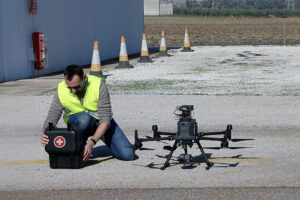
left=64, top=65, right=84, bottom=80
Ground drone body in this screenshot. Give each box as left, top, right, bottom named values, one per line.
left=135, top=105, right=233, bottom=170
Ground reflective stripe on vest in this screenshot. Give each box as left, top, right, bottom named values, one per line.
left=58, top=75, right=103, bottom=123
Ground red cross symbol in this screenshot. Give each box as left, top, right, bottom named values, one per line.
left=54, top=136, right=66, bottom=148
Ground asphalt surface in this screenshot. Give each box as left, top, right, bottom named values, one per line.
left=1, top=188, right=300, bottom=200
left=0, top=62, right=299, bottom=199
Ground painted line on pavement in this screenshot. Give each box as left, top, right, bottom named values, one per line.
left=0, top=158, right=270, bottom=166
left=0, top=158, right=114, bottom=166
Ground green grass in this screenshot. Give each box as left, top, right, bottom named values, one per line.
left=108, top=79, right=175, bottom=92
left=278, top=85, right=300, bottom=96
left=39, top=88, right=57, bottom=96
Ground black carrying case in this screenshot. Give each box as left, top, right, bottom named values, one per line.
left=45, top=123, right=83, bottom=169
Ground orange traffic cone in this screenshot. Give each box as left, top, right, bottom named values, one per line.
left=90, top=41, right=105, bottom=78
left=181, top=27, right=193, bottom=52
left=156, top=31, right=171, bottom=57
left=138, top=33, right=153, bottom=63
left=115, top=36, right=134, bottom=69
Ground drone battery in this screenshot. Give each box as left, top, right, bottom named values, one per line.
left=45, top=125, right=83, bottom=169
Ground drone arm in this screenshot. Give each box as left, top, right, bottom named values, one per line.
left=198, top=125, right=232, bottom=140
left=138, top=136, right=174, bottom=142
left=198, top=137, right=224, bottom=142
left=156, top=131, right=176, bottom=136
left=199, top=131, right=226, bottom=136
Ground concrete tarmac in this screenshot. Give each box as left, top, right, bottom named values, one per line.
left=0, top=63, right=299, bottom=199
left=1, top=188, right=300, bottom=200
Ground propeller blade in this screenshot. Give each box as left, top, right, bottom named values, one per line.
left=204, top=147, right=221, bottom=150
left=139, top=147, right=155, bottom=151
left=231, top=138, right=254, bottom=142
left=212, top=162, right=239, bottom=167
left=204, top=147, right=252, bottom=150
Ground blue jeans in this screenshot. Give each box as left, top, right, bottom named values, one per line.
left=68, top=112, right=135, bottom=161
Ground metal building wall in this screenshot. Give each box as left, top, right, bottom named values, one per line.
left=160, top=3, right=173, bottom=15
left=144, top=0, right=160, bottom=16
left=0, top=0, right=143, bottom=82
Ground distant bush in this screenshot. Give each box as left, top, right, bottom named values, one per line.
left=173, top=8, right=300, bottom=17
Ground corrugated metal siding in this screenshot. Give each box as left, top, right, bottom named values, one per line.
left=160, top=3, right=173, bottom=15
left=144, top=0, right=159, bottom=16
left=0, top=0, right=5, bottom=82
left=0, top=0, right=33, bottom=82
left=0, top=0, right=143, bottom=82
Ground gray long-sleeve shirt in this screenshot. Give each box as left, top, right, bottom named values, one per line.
left=44, top=80, right=112, bottom=129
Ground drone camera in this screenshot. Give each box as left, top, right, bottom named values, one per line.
left=177, top=105, right=194, bottom=118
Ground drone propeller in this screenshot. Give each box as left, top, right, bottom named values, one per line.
left=204, top=146, right=252, bottom=150
left=133, top=162, right=178, bottom=169
left=182, top=164, right=197, bottom=169
left=231, top=138, right=254, bottom=142
left=132, top=163, right=161, bottom=169
left=213, top=162, right=239, bottom=168
left=139, top=147, right=155, bottom=151
left=144, top=136, right=169, bottom=144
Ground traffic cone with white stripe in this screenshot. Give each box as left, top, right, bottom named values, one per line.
left=138, top=33, right=153, bottom=63
left=156, top=30, right=171, bottom=57
left=181, top=27, right=193, bottom=52
left=90, top=41, right=105, bottom=78
left=115, top=35, right=134, bottom=69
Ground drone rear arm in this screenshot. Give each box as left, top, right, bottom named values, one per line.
left=199, top=131, right=227, bottom=136
left=198, top=137, right=224, bottom=142
left=198, top=124, right=232, bottom=140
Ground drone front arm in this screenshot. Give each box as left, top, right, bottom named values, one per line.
left=137, top=136, right=174, bottom=143
left=152, top=125, right=176, bottom=138
left=155, top=131, right=176, bottom=136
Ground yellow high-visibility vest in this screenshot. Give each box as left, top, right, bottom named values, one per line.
left=58, top=75, right=103, bottom=123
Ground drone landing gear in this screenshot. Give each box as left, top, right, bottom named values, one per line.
left=195, top=140, right=214, bottom=170
left=160, top=140, right=214, bottom=170
left=161, top=141, right=179, bottom=170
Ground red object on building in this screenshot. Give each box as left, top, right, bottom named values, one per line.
left=29, top=0, right=37, bottom=14
left=32, top=32, right=48, bottom=70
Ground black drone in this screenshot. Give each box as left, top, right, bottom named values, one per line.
left=134, top=105, right=233, bottom=170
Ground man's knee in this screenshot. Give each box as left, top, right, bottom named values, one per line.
left=116, top=148, right=136, bottom=161
left=69, top=112, right=93, bottom=130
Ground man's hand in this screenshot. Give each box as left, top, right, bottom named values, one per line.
left=41, top=133, right=49, bottom=147
left=82, top=122, right=109, bottom=161
left=83, top=141, right=94, bottom=161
